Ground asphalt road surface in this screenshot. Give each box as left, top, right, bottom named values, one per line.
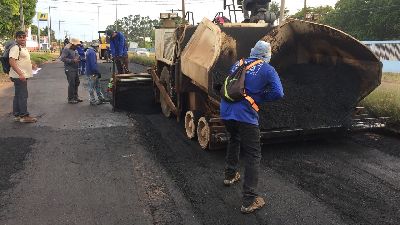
left=1, top=60, right=400, bottom=225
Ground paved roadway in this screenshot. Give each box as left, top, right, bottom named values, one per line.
left=0, top=61, right=399, bottom=225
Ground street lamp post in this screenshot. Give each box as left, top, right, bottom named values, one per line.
left=115, top=0, right=118, bottom=30
left=279, top=0, right=285, bottom=24
left=97, top=6, right=101, bottom=31
left=59, top=20, right=65, bottom=51
left=48, top=6, right=57, bottom=49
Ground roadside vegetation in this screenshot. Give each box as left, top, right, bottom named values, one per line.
left=128, top=53, right=155, bottom=67
left=361, top=73, right=400, bottom=124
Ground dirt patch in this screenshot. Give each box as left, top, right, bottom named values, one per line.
left=0, top=74, right=10, bottom=83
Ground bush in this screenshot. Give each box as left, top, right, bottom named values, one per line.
left=30, top=52, right=58, bottom=65
left=360, top=73, right=400, bottom=124
left=128, top=53, right=155, bottom=66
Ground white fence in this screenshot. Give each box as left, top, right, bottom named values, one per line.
left=362, top=40, right=400, bottom=73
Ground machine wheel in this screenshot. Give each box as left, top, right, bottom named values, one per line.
left=197, top=117, right=210, bottom=149
left=159, top=66, right=173, bottom=117
left=185, top=111, right=199, bottom=139
left=160, top=92, right=172, bottom=117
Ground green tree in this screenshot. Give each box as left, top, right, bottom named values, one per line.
left=269, top=1, right=289, bottom=19
left=40, top=26, right=56, bottom=42
left=323, top=0, right=400, bottom=40
left=106, top=15, right=159, bottom=48
left=291, top=5, right=334, bottom=22
left=0, top=0, right=37, bottom=39
left=30, top=24, right=45, bottom=36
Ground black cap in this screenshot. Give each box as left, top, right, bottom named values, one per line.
left=15, top=31, right=26, bottom=37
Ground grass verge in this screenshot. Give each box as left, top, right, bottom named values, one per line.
left=128, top=53, right=155, bottom=67
left=360, top=73, right=400, bottom=124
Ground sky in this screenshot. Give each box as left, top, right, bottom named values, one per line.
left=34, top=0, right=338, bottom=42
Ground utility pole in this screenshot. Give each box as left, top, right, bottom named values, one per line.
left=97, top=6, right=100, bottom=31
left=181, top=0, right=186, bottom=20
left=115, top=0, right=118, bottom=30
left=37, top=16, right=40, bottom=46
left=59, top=20, right=65, bottom=49
left=304, top=0, right=307, bottom=20
left=48, top=6, right=51, bottom=48
left=19, top=0, right=25, bottom=31
left=279, top=0, right=285, bottom=25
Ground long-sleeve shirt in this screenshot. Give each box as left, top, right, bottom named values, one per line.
left=109, top=32, right=127, bottom=57
left=85, top=48, right=99, bottom=76
left=220, top=57, right=284, bottom=126
left=60, top=47, right=79, bottom=72
left=76, top=46, right=85, bottom=59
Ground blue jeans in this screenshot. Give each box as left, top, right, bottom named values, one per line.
left=223, top=119, right=262, bottom=207
left=11, top=78, right=29, bottom=117
left=79, top=59, right=86, bottom=75
left=87, top=75, right=104, bottom=103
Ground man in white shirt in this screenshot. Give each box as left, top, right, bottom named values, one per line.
left=9, top=31, right=37, bottom=123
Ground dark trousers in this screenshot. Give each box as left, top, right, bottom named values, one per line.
left=223, top=119, right=261, bottom=207
left=115, top=55, right=130, bottom=74
left=65, top=70, right=80, bottom=100
left=11, top=78, right=29, bottom=117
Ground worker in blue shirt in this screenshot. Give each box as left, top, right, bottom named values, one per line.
left=76, top=41, right=86, bottom=75
left=85, top=45, right=107, bottom=105
left=106, top=30, right=130, bottom=74
left=220, top=40, right=284, bottom=214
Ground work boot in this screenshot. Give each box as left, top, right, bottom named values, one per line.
left=19, top=115, right=38, bottom=123
left=223, top=172, right=240, bottom=186
left=240, top=196, right=265, bottom=214
left=13, top=116, right=21, bottom=122
left=68, top=99, right=79, bottom=104
left=75, top=98, right=83, bottom=102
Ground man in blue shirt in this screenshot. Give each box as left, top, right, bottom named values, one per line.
left=106, top=30, right=130, bottom=74
left=85, top=45, right=106, bottom=105
left=76, top=41, right=86, bottom=76
left=220, top=40, right=284, bottom=214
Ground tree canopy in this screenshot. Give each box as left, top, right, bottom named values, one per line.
left=106, top=15, right=159, bottom=48
left=0, top=0, right=37, bottom=39
left=322, top=0, right=400, bottom=40
left=291, top=6, right=334, bottom=23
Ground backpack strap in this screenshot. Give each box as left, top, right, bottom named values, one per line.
left=17, top=45, right=21, bottom=60
left=245, top=59, right=263, bottom=70
left=243, top=59, right=264, bottom=112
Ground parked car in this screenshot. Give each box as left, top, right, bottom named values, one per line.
left=135, top=48, right=150, bottom=57
left=127, top=48, right=136, bottom=53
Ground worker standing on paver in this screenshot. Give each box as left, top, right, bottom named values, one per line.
left=220, top=40, right=284, bottom=214
left=106, top=30, right=130, bottom=74
left=85, top=44, right=107, bottom=105
left=60, top=38, right=82, bottom=104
